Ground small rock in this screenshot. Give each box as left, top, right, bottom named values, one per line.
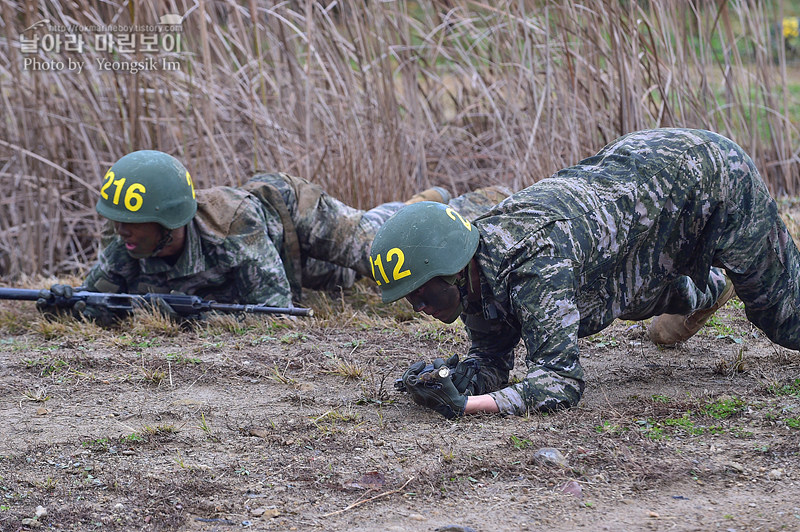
left=113, top=503, right=124, bottom=511
left=561, top=480, right=582, bottom=498
left=648, top=511, right=660, bottom=518
left=435, top=526, right=477, bottom=532
left=36, top=407, right=48, bottom=416
left=34, top=506, right=47, bottom=518
left=767, top=468, right=784, bottom=480
left=262, top=509, right=280, bottom=518
left=533, top=447, right=568, bottom=468
left=248, top=427, right=270, bottom=439
left=408, top=513, right=426, bottom=521
left=251, top=507, right=265, bottom=517
left=726, top=462, right=745, bottom=474
left=21, top=518, right=40, bottom=527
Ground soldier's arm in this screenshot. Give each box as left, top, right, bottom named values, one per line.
left=486, top=257, right=585, bottom=416
left=461, top=315, right=521, bottom=394
left=83, top=238, right=133, bottom=293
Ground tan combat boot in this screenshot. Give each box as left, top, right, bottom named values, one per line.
left=473, top=185, right=513, bottom=205
left=648, top=279, right=736, bottom=346
left=404, top=186, right=451, bottom=205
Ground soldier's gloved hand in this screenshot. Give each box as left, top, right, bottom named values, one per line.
left=149, top=296, right=179, bottom=321
left=445, top=354, right=481, bottom=395
left=401, top=360, right=427, bottom=385
left=36, top=285, right=116, bottom=325
left=72, top=300, right=116, bottom=326
left=36, top=284, right=74, bottom=315
left=403, top=358, right=468, bottom=419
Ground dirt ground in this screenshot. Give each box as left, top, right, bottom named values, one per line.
left=0, top=281, right=799, bottom=532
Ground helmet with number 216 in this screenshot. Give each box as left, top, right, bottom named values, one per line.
left=369, top=201, right=480, bottom=303
left=96, top=150, right=197, bottom=229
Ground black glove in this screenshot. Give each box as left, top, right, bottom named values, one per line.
left=401, top=361, right=427, bottom=386
left=36, top=283, right=74, bottom=315
left=403, top=358, right=468, bottom=419
left=148, top=296, right=179, bottom=320
left=36, top=284, right=115, bottom=325
left=73, top=299, right=117, bottom=326
left=444, top=354, right=481, bottom=395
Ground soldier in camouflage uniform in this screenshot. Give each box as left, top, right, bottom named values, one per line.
left=37, top=150, right=508, bottom=321
left=370, top=128, right=800, bottom=419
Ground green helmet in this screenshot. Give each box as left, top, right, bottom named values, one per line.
left=369, top=201, right=480, bottom=303
left=96, top=150, right=197, bottom=229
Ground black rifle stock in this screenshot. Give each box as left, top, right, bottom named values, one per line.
left=0, top=287, right=313, bottom=317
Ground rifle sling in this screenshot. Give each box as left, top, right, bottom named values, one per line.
left=241, top=178, right=304, bottom=301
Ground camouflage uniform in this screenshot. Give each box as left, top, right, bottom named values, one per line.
left=85, top=173, right=507, bottom=306
left=459, top=128, right=800, bottom=416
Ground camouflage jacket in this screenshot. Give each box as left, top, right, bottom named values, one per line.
left=84, top=186, right=293, bottom=306
left=465, top=128, right=770, bottom=415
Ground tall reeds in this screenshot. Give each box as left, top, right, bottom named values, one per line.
left=0, top=0, right=797, bottom=279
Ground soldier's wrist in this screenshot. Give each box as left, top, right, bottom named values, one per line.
left=464, top=394, right=500, bottom=415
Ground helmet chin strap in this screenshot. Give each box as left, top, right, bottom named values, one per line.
left=440, top=261, right=474, bottom=323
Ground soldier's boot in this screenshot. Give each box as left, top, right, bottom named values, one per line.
left=405, top=186, right=451, bottom=205
left=648, top=278, right=736, bottom=346
left=473, top=185, right=512, bottom=205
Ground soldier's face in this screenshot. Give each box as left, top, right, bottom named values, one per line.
left=405, top=277, right=462, bottom=323
left=114, top=222, right=164, bottom=258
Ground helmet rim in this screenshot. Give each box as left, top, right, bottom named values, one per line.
left=370, top=201, right=480, bottom=303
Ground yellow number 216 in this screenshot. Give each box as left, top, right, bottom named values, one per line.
left=100, top=170, right=147, bottom=212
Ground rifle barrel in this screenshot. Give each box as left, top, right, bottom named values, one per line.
left=0, top=287, right=314, bottom=317
left=208, top=302, right=313, bottom=317
left=0, top=288, right=43, bottom=301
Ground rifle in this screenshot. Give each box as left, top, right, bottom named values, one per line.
left=0, top=287, right=313, bottom=318
left=395, top=357, right=480, bottom=393
left=394, top=363, right=447, bottom=392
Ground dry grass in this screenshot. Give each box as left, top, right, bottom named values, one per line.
left=0, top=0, right=798, bottom=280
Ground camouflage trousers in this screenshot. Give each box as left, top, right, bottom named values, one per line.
left=642, top=137, right=800, bottom=350
left=252, top=173, right=510, bottom=292
left=620, top=267, right=730, bottom=320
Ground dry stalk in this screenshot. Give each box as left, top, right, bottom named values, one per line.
left=0, top=0, right=796, bottom=280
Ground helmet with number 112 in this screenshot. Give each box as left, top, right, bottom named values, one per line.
left=369, top=201, right=479, bottom=308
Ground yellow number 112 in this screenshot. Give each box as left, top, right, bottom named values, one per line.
left=370, top=248, right=411, bottom=285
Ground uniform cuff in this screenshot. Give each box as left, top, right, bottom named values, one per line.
left=489, top=389, right=524, bottom=416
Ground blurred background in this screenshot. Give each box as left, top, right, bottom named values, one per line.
left=1, top=0, right=799, bottom=279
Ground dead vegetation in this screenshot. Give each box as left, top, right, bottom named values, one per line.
left=1, top=0, right=799, bottom=279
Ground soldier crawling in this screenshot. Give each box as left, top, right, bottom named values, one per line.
left=36, top=150, right=508, bottom=323
left=370, top=128, right=800, bottom=418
